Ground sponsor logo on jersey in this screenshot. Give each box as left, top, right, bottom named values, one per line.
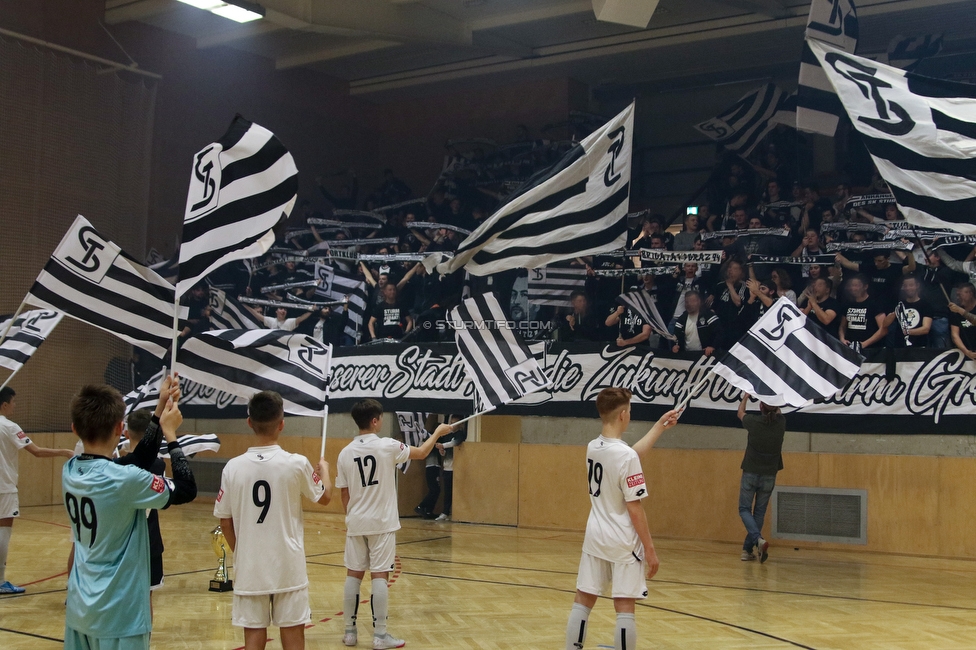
left=151, top=475, right=166, bottom=493
left=399, top=443, right=405, bottom=450
left=16, top=431, right=26, bottom=440
left=312, top=472, right=321, bottom=485
left=626, top=473, right=645, bottom=488
left=216, top=488, right=224, bottom=502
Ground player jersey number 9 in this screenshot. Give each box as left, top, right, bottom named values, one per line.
left=252, top=480, right=271, bottom=523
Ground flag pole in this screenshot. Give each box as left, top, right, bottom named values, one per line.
left=0, top=367, right=21, bottom=392
left=449, top=405, right=497, bottom=429
left=0, top=297, right=28, bottom=348
left=674, top=372, right=713, bottom=412
left=319, top=405, right=329, bottom=459
left=169, top=298, right=180, bottom=376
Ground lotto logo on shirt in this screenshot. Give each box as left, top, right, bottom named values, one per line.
left=216, top=488, right=224, bottom=502
left=151, top=475, right=166, bottom=494
left=627, top=473, right=645, bottom=488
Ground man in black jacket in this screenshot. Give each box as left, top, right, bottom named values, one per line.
left=737, top=393, right=785, bottom=564
left=672, top=291, right=722, bottom=356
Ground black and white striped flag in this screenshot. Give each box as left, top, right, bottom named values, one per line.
left=117, top=432, right=221, bottom=458
left=712, top=297, right=862, bottom=407
left=395, top=411, right=430, bottom=473
left=149, top=253, right=178, bottom=286
left=810, top=40, right=976, bottom=234
left=177, top=117, right=299, bottom=296
left=448, top=293, right=551, bottom=410
left=694, top=84, right=786, bottom=156
left=26, top=215, right=185, bottom=358
left=432, top=103, right=633, bottom=276
left=527, top=267, right=587, bottom=307
left=882, top=34, right=944, bottom=72
left=0, top=310, right=63, bottom=373
left=314, top=262, right=367, bottom=342
left=615, top=289, right=675, bottom=340
left=175, top=329, right=331, bottom=417
left=209, top=287, right=264, bottom=330
left=797, top=0, right=859, bottom=136
left=124, top=369, right=165, bottom=416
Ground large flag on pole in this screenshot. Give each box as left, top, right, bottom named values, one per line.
left=176, top=117, right=298, bottom=297
left=448, top=293, right=551, bottom=409
left=797, top=0, right=859, bottom=136
left=809, top=40, right=976, bottom=234
left=0, top=310, right=63, bottom=373
left=694, top=84, right=787, bottom=156
left=313, top=262, right=368, bottom=342
left=432, top=103, right=634, bottom=277
left=527, top=267, right=587, bottom=307
left=26, top=215, right=184, bottom=358
left=175, top=329, right=331, bottom=416
left=711, top=297, right=863, bottom=407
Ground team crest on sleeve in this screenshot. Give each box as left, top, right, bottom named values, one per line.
left=216, top=488, right=224, bottom=502
left=151, top=475, right=166, bottom=493
left=626, top=473, right=645, bottom=488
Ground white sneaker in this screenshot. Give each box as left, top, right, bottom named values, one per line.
left=740, top=550, right=756, bottom=561
left=373, top=633, right=406, bottom=649
left=343, top=628, right=358, bottom=646
left=435, top=513, right=449, bottom=521
left=757, top=537, right=769, bottom=564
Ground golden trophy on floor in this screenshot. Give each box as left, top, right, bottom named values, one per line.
left=209, top=525, right=234, bottom=592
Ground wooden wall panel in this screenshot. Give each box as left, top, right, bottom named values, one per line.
left=480, top=416, right=521, bottom=444
left=454, top=443, right=519, bottom=526
left=937, top=457, right=976, bottom=558
left=818, top=454, right=941, bottom=555
left=518, top=444, right=589, bottom=531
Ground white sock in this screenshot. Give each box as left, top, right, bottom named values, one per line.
left=0, top=526, right=11, bottom=583
left=371, top=578, right=389, bottom=637
left=615, top=613, right=636, bottom=650
left=565, top=603, right=591, bottom=650
left=343, top=577, right=362, bottom=629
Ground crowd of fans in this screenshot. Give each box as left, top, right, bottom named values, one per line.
left=175, top=125, right=976, bottom=366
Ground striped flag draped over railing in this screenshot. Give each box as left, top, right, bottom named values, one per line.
left=177, top=116, right=298, bottom=297
left=711, top=297, right=863, bottom=407
left=615, top=289, right=675, bottom=341
left=810, top=40, right=976, bottom=235
left=527, top=266, right=588, bottom=307
left=27, top=215, right=185, bottom=358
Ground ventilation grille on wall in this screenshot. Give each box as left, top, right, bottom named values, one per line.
left=187, top=458, right=228, bottom=497
left=771, top=487, right=867, bottom=545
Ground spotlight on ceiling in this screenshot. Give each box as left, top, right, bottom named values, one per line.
left=175, top=0, right=265, bottom=23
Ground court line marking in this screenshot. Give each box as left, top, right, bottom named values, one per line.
left=0, top=626, right=63, bottom=644
left=397, top=554, right=976, bottom=613
left=18, top=516, right=71, bottom=529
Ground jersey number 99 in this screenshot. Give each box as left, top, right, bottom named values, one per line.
left=65, top=492, right=97, bottom=547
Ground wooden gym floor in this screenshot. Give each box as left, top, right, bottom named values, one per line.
left=3, top=503, right=976, bottom=649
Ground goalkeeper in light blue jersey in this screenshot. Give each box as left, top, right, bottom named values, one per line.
left=62, top=381, right=197, bottom=650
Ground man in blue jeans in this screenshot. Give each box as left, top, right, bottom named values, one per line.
left=737, top=393, right=785, bottom=563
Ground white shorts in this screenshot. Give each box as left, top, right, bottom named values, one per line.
left=232, top=588, right=311, bottom=629
left=576, top=552, right=648, bottom=600
left=0, top=492, right=19, bottom=519
left=344, top=532, right=396, bottom=573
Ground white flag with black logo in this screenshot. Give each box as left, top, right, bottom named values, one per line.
left=27, top=215, right=185, bottom=358
left=694, top=84, right=785, bottom=156
left=177, top=117, right=299, bottom=297
left=810, top=40, right=976, bottom=234
left=314, top=262, right=367, bottom=341
left=797, top=0, right=859, bottom=136
left=527, top=267, right=587, bottom=307
left=448, top=293, right=551, bottom=409
left=711, top=297, right=863, bottom=407
left=0, top=310, right=64, bottom=372
left=433, top=103, right=633, bottom=277
left=615, top=289, right=675, bottom=340
left=209, top=287, right=264, bottom=330
left=175, top=329, right=331, bottom=417
left=881, top=34, right=943, bottom=72
left=124, top=369, right=165, bottom=416
left=395, top=411, right=430, bottom=473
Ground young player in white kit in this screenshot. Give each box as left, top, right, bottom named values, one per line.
left=214, top=391, right=332, bottom=650
left=566, top=387, right=680, bottom=650
left=336, top=399, right=451, bottom=649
